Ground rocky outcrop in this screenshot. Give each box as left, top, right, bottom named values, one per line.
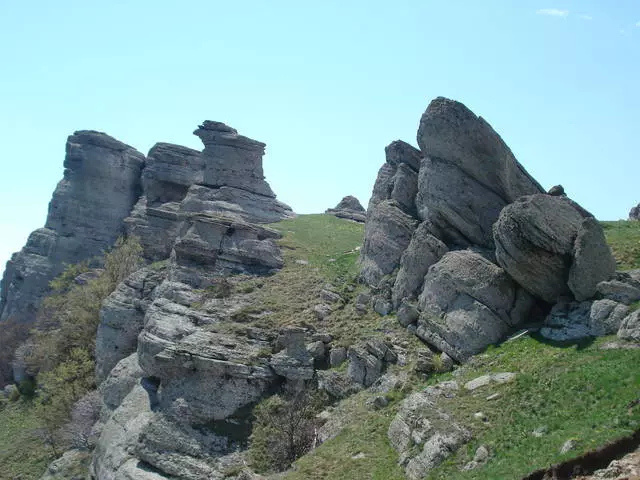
left=325, top=195, right=366, bottom=222
left=361, top=96, right=620, bottom=361
left=126, top=124, right=293, bottom=262
left=360, top=141, right=421, bottom=286
left=95, top=266, right=166, bottom=382
left=494, top=195, right=616, bottom=303
left=91, top=122, right=298, bottom=478
left=629, top=203, right=640, bottom=220
left=416, top=250, right=533, bottom=361
left=388, top=380, right=471, bottom=479
left=0, top=131, right=145, bottom=323
left=415, top=97, right=543, bottom=248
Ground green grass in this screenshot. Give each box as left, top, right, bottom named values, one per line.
left=290, top=335, right=640, bottom=480
left=0, top=399, right=51, bottom=479
left=285, top=389, right=406, bottom=480
left=602, top=220, right=640, bottom=270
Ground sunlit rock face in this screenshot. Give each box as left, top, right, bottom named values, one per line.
left=0, top=131, right=145, bottom=323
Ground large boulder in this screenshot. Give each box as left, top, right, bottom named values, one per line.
left=415, top=250, right=533, bottom=361
left=392, top=222, right=448, bottom=307
left=360, top=200, right=419, bottom=286
left=0, top=131, right=145, bottom=323
left=618, top=310, right=640, bottom=342
left=629, top=203, right=640, bottom=221
left=415, top=97, right=543, bottom=249
left=494, top=194, right=615, bottom=303
left=360, top=141, right=421, bottom=286
left=325, top=195, right=366, bottom=223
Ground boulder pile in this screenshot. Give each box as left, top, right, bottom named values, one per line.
left=325, top=195, right=366, bottom=222
left=361, top=97, right=629, bottom=361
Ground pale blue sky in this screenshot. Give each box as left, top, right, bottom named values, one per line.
left=1, top=1, right=639, bottom=274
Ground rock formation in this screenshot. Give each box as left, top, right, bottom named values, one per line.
left=0, top=131, right=145, bottom=323
left=325, top=195, right=366, bottom=222
left=360, top=97, right=619, bottom=361
left=629, top=203, right=640, bottom=220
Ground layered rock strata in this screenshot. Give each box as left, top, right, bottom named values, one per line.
left=0, top=131, right=145, bottom=323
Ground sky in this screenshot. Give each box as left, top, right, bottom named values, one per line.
left=1, top=0, right=639, bottom=275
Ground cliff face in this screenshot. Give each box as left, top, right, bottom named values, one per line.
left=0, top=132, right=145, bottom=323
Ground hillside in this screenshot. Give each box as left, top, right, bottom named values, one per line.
left=2, top=216, right=639, bottom=479
left=1, top=98, right=640, bottom=480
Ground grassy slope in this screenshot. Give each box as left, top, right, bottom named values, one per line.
left=0, top=400, right=51, bottom=480
left=281, top=219, right=640, bottom=479
left=1, top=216, right=639, bottom=480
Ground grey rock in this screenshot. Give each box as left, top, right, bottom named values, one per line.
left=373, top=297, right=393, bottom=316
left=317, top=370, right=362, bottom=399
left=397, top=299, right=419, bottom=327
left=326, top=195, right=366, bottom=223
left=1, top=131, right=145, bottom=323
left=416, top=251, right=525, bottom=362
left=464, top=372, right=516, bottom=391
left=313, top=303, right=332, bottom=320
left=560, top=439, right=578, bottom=454
left=494, top=194, right=598, bottom=303
left=320, top=289, right=342, bottom=303
left=392, top=222, right=448, bottom=306
left=360, top=200, right=419, bottom=286
left=347, top=345, right=384, bottom=387
left=40, top=449, right=91, bottom=480
left=311, top=332, right=333, bottom=343
left=388, top=382, right=470, bottom=479
left=618, top=310, right=640, bottom=342
left=548, top=185, right=565, bottom=196
left=415, top=98, right=543, bottom=249
left=541, top=299, right=629, bottom=341
left=194, top=121, right=276, bottom=198
left=99, top=354, right=144, bottom=412
left=96, top=266, right=166, bottom=382
left=270, top=327, right=314, bottom=382
left=629, top=203, right=640, bottom=220
left=568, top=218, right=617, bottom=301
left=329, top=346, right=347, bottom=367
left=372, top=395, right=389, bottom=409
left=597, top=274, right=640, bottom=305
left=532, top=425, right=548, bottom=438
left=306, top=341, right=326, bottom=361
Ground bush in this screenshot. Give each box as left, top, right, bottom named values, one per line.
left=249, top=387, right=327, bottom=473
left=0, top=316, right=31, bottom=387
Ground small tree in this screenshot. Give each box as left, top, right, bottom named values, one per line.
left=249, top=388, right=326, bottom=473
left=60, top=390, right=102, bottom=449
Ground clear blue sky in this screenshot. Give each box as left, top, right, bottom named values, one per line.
left=1, top=1, right=639, bottom=273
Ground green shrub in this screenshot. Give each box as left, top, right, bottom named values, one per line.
left=249, top=388, right=327, bottom=473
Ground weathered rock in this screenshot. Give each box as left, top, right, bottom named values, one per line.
left=360, top=140, right=422, bottom=287
left=597, top=273, right=640, bottom=305
left=194, top=121, right=275, bottom=198
left=540, top=299, right=629, bottom=341
left=317, top=370, right=362, bottom=399
left=568, top=218, right=617, bottom=301
left=415, top=98, right=543, bottom=248
left=360, top=200, right=419, bottom=286
left=325, top=195, right=366, bottom=223
left=629, top=203, right=640, bottom=220
left=392, top=222, right=448, bottom=307
left=269, top=327, right=314, bottom=382
left=397, top=299, right=419, bottom=327
left=494, top=194, right=613, bottom=303
left=347, top=345, right=384, bottom=387
left=416, top=251, right=526, bottom=362
left=1, top=131, right=145, bottom=323
left=39, top=449, right=91, bottom=480
left=388, top=381, right=470, bottom=479
left=313, top=303, right=332, bottom=320
left=464, top=372, right=516, bottom=391
left=329, top=346, right=347, bottom=367
left=618, top=310, right=640, bottom=342
left=96, top=266, right=166, bottom=382
left=99, top=354, right=145, bottom=412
